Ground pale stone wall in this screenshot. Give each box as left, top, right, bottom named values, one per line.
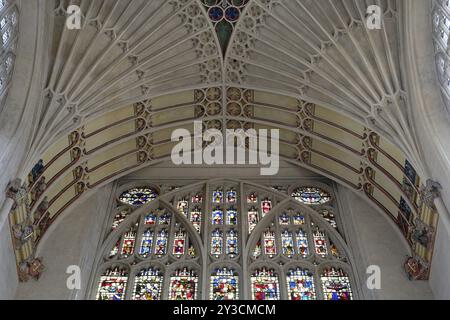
left=15, top=184, right=113, bottom=300
left=337, top=186, right=434, bottom=300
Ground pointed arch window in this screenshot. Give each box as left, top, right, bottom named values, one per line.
left=169, top=268, right=199, bottom=300
left=132, top=267, right=163, bottom=300
left=320, top=267, right=353, bottom=301
left=96, top=267, right=128, bottom=300
left=173, top=228, right=186, bottom=258
left=210, top=268, right=239, bottom=300
left=211, top=229, right=223, bottom=257
left=226, top=229, right=238, bottom=258
left=286, top=268, right=316, bottom=300
left=154, top=229, right=168, bottom=257
left=94, top=180, right=356, bottom=300
left=251, top=268, right=280, bottom=301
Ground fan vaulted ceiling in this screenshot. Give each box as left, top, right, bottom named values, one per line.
left=9, top=0, right=439, bottom=282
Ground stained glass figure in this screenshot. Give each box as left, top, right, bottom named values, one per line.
left=281, top=230, right=294, bottom=258
left=210, top=268, right=239, bottom=300
left=253, top=241, right=262, bottom=258
left=119, top=187, right=158, bottom=206
left=261, top=198, right=272, bottom=217
left=211, top=229, right=223, bottom=257
left=287, top=268, right=316, bottom=300
left=321, top=267, right=353, bottom=300
left=173, top=229, right=186, bottom=258
left=248, top=206, right=259, bottom=234
left=132, top=267, right=163, bottom=300
left=279, top=212, right=290, bottom=225
left=192, top=193, right=203, bottom=203
left=313, top=227, right=328, bottom=257
left=247, top=192, right=258, bottom=203
left=96, top=267, right=128, bottom=300
left=292, top=187, right=331, bottom=205
left=226, top=229, right=238, bottom=257
left=264, top=230, right=277, bottom=257
left=293, top=213, right=306, bottom=225
left=144, top=212, right=157, bottom=225
left=296, top=230, right=309, bottom=257
left=169, top=268, right=199, bottom=300
left=158, top=213, right=171, bottom=225
left=111, top=210, right=129, bottom=231
left=154, top=229, right=168, bottom=256
left=226, top=189, right=237, bottom=204
left=226, top=207, right=238, bottom=225
left=212, top=207, right=224, bottom=225
left=121, top=228, right=137, bottom=258
left=251, top=268, right=280, bottom=301
left=318, top=209, right=337, bottom=230
left=190, top=206, right=202, bottom=233
left=139, top=230, right=153, bottom=258
left=213, top=190, right=223, bottom=204
left=177, top=199, right=189, bottom=217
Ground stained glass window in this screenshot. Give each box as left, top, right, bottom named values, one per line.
left=251, top=268, right=280, bottom=301
left=279, top=212, right=290, bottom=225
left=111, top=209, right=129, bottom=231
left=313, top=227, right=328, bottom=257
left=321, top=268, right=353, bottom=300
left=292, top=187, right=331, bottom=205
left=287, top=268, right=316, bottom=300
left=98, top=180, right=355, bottom=300
left=293, top=213, right=306, bottom=225
left=119, top=187, right=158, bottom=206
left=247, top=192, right=258, bottom=203
left=0, top=1, right=18, bottom=102
left=248, top=206, right=259, bottom=234
left=226, top=207, right=238, bottom=225
left=226, top=189, right=237, bottom=203
left=96, top=267, right=128, bottom=300
left=190, top=206, right=202, bottom=233
left=121, top=228, right=137, bottom=258
left=213, top=190, right=223, bottom=203
left=263, top=230, right=277, bottom=257
left=139, top=230, right=153, bottom=258
left=211, top=229, right=223, bottom=257
left=281, top=230, right=294, bottom=258
left=318, top=209, right=337, bottom=230
left=201, top=0, right=250, bottom=55
left=144, top=212, right=157, bottom=225
left=177, top=199, right=189, bottom=217
left=132, top=267, right=163, bottom=300
left=261, top=198, right=272, bottom=217
left=296, top=230, right=309, bottom=257
left=226, top=229, right=238, bottom=257
left=158, top=213, right=171, bottom=225
left=253, top=240, right=262, bottom=258
left=154, top=229, right=168, bottom=256
left=169, top=268, right=199, bottom=300
left=210, top=268, right=239, bottom=300
left=192, top=193, right=203, bottom=203
left=212, top=207, right=224, bottom=225
left=173, top=229, right=186, bottom=258
left=109, top=240, right=120, bottom=259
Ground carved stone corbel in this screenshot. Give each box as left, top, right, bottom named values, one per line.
left=419, top=179, right=442, bottom=209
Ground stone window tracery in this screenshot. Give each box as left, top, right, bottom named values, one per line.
left=91, top=180, right=356, bottom=300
